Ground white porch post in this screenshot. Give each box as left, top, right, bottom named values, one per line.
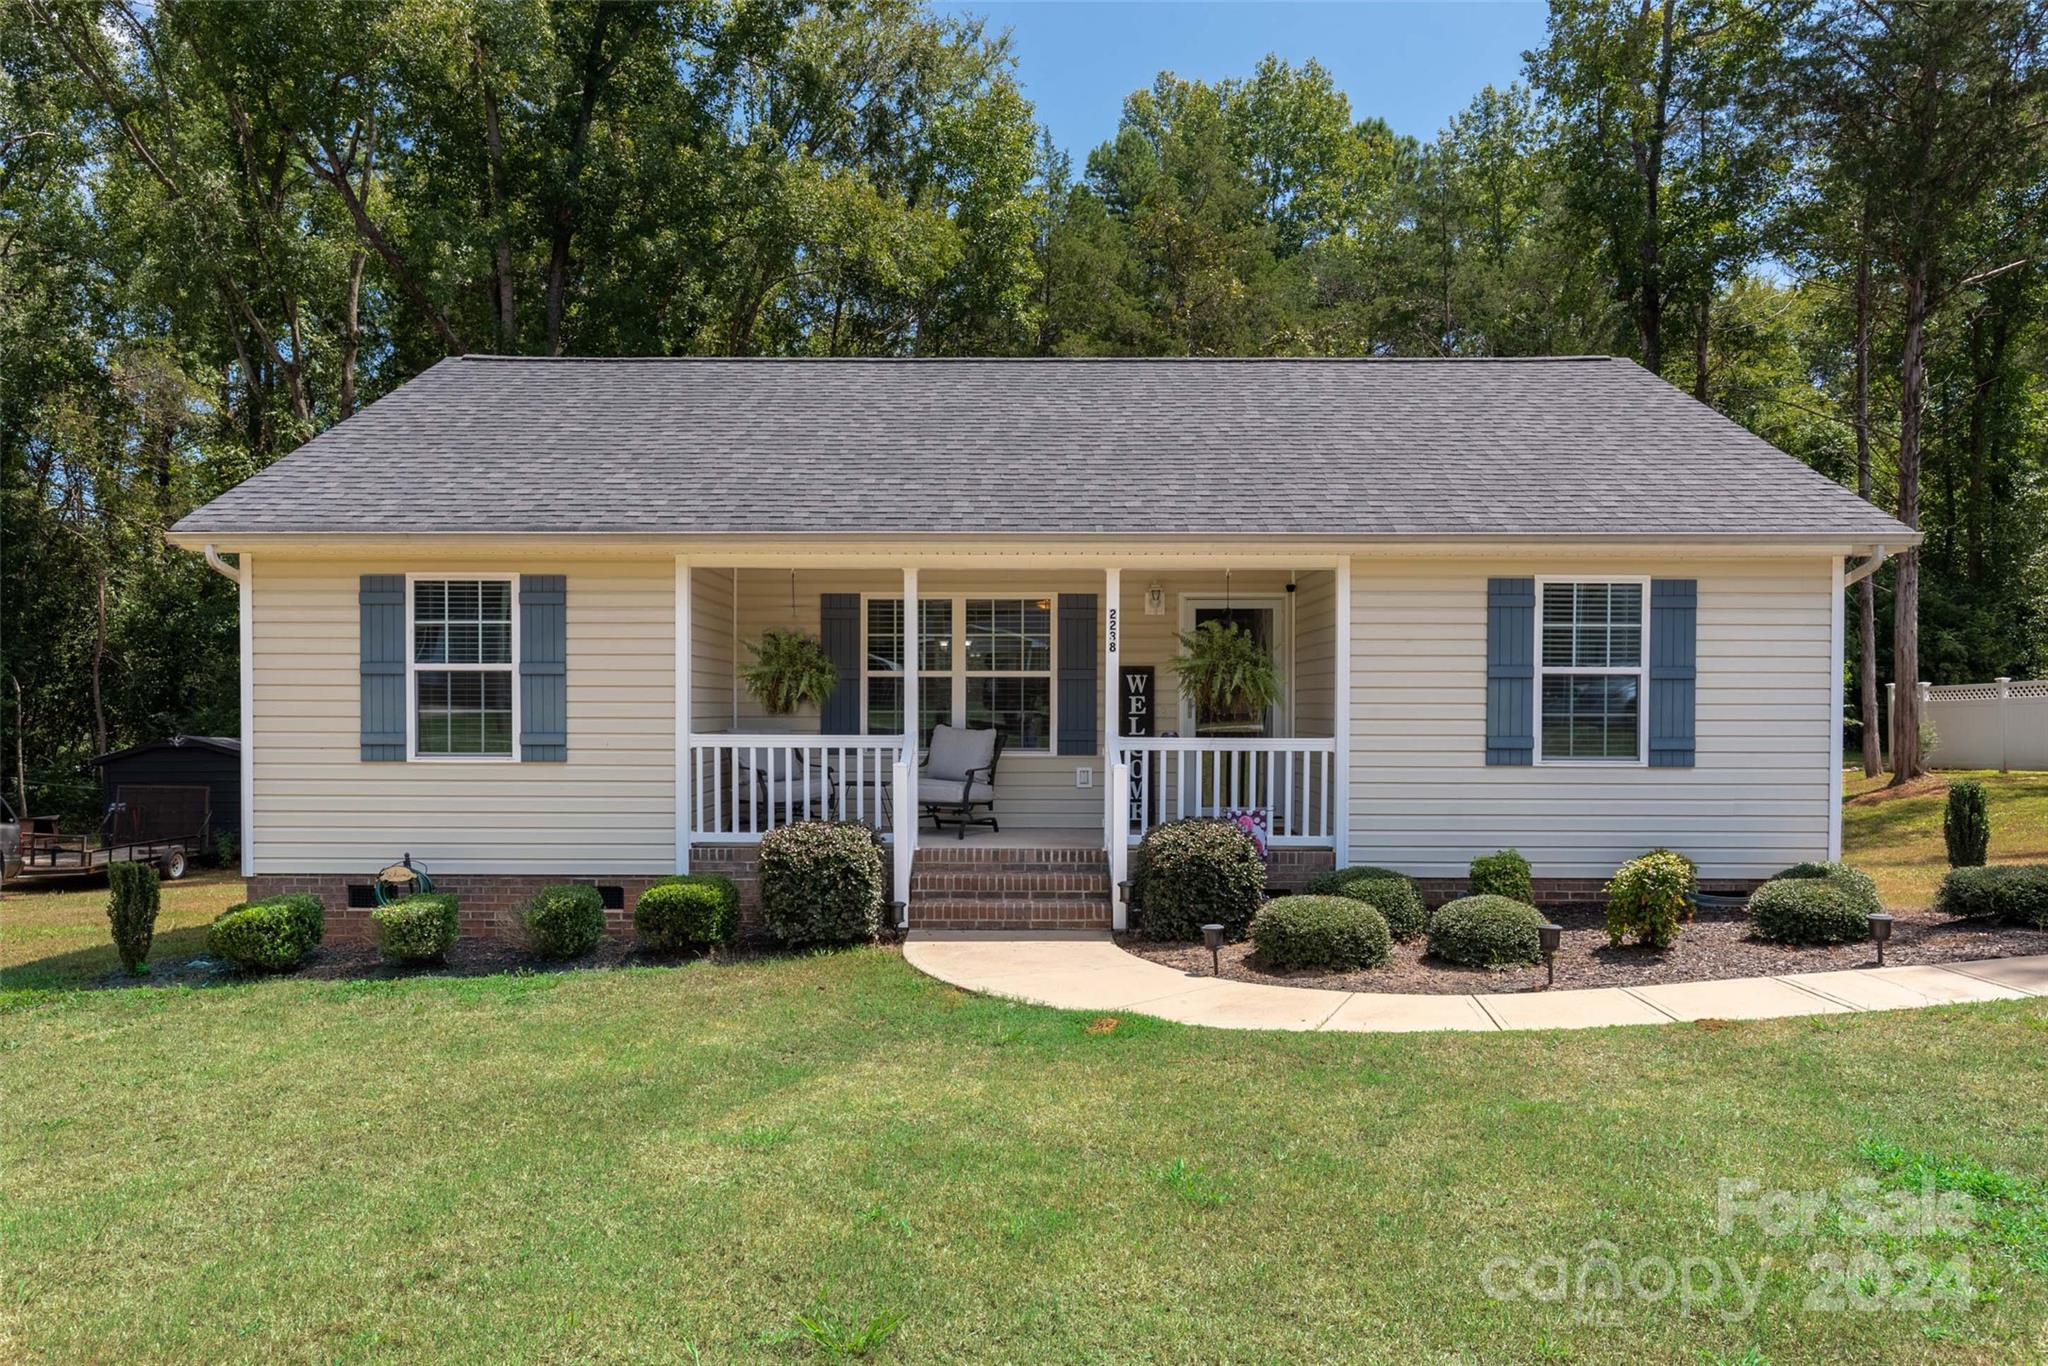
left=1828, top=556, right=1845, bottom=860
left=239, top=555, right=254, bottom=879
left=894, top=567, right=918, bottom=917
left=1104, top=567, right=1126, bottom=928
left=1332, top=557, right=1352, bottom=868
left=675, top=558, right=691, bottom=874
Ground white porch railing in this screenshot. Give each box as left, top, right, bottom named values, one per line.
left=1112, top=738, right=1340, bottom=847
left=686, top=735, right=907, bottom=842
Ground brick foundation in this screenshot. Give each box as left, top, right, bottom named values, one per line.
left=249, top=843, right=1345, bottom=943
left=1413, top=876, right=1766, bottom=911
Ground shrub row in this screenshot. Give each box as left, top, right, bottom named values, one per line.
left=1934, top=864, right=2048, bottom=928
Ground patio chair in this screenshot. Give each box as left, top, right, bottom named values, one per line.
left=920, top=724, right=1004, bottom=839
left=736, top=752, right=838, bottom=828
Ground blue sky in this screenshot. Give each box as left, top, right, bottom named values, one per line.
left=951, top=1, right=1552, bottom=158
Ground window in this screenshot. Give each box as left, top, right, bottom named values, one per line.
left=1536, top=579, right=1645, bottom=763
left=863, top=595, right=1054, bottom=753
left=866, top=598, right=953, bottom=744
left=410, top=577, right=517, bottom=757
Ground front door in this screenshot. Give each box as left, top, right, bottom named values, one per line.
left=1178, top=597, right=1290, bottom=737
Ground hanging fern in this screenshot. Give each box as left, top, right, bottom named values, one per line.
left=741, top=630, right=838, bottom=715
left=1169, top=620, right=1281, bottom=718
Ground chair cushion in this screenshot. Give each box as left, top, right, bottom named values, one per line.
left=925, top=724, right=997, bottom=782
left=925, top=779, right=995, bottom=806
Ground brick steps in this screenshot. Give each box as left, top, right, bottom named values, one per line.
left=908, top=845, right=1114, bottom=930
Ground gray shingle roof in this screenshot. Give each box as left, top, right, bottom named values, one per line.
left=173, top=355, right=1910, bottom=541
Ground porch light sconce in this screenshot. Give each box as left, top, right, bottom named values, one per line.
left=1201, top=923, right=1225, bottom=976
left=1867, top=913, right=1893, bottom=966
left=1145, top=581, right=1166, bottom=616
left=1537, top=921, right=1563, bottom=988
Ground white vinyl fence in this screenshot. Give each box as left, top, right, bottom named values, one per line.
left=1891, top=679, right=2048, bottom=772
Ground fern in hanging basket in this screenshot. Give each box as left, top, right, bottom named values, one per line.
left=741, top=630, right=838, bottom=715
left=1169, top=620, right=1281, bottom=717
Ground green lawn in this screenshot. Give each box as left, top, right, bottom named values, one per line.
left=3, top=782, right=2047, bottom=1361
left=1843, top=769, right=2048, bottom=909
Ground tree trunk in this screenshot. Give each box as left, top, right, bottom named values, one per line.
left=1888, top=266, right=1928, bottom=786
left=91, top=567, right=109, bottom=757
left=9, top=674, right=28, bottom=819
left=340, top=247, right=365, bottom=419
left=476, top=37, right=517, bottom=349
left=1853, top=239, right=1882, bottom=776
left=1692, top=293, right=1709, bottom=402
left=545, top=7, right=617, bottom=356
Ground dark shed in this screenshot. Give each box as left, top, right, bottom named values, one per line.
left=92, top=736, right=241, bottom=846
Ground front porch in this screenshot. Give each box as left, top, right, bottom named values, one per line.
left=675, top=558, right=1353, bottom=928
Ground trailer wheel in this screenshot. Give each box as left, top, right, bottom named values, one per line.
left=159, top=847, right=187, bottom=881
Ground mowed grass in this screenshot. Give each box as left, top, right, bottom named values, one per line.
left=4, top=949, right=2048, bottom=1361
left=1842, top=769, right=2048, bottom=908
left=4, top=785, right=2048, bottom=1361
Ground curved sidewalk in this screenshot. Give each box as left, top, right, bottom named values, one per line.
left=902, top=931, right=2048, bottom=1033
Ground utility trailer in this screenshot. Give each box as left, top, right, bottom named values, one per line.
left=14, top=785, right=209, bottom=881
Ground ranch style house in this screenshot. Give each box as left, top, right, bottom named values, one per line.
left=167, top=355, right=1916, bottom=939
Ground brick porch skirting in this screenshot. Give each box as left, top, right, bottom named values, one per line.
left=245, top=872, right=684, bottom=944
left=1413, top=876, right=1766, bottom=911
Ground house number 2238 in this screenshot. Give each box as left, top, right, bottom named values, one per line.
left=1107, top=607, right=1118, bottom=652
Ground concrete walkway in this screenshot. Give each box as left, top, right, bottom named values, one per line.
left=901, top=931, right=2048, bottom=1033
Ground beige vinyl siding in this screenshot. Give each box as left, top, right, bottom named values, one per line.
left=1291, top=569, right=1337, bottom=738
left=251, top=557, right=675, bottom=875
left=1348, top=556, right=1835, bottom=881
left=691, top=566, right=735, bottom=732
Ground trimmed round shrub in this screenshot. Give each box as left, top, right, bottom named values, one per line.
left=758, top=821, right=884, bottom=946
left=1604, top=850, right=1696, bottom=949
left=636, top=874, right=740, bottom=951
left=1468, top=848, right=1533, bottom=904
left=209, top=898, right=318, bottom=972
left=1750, top=878, right=1871, bottom=945
left=1427, top=895, right=1545, bottom=969
left=1944, top=780, right=1991, bottom=868
left=1934, top=864, right=2048, bottom=928
left=1133, top=819, right=1267, bottom=940
left=523, top=884, right=605, bottom=959
left=1252, top=895, right=1391, bottom=972
left=373, top=892, right=460, bottom=963
left=1763, top=861, right=1882, bottom=919
left=1305, top=865, right=1427, bottom=941
left=269, top=892, right=326, bottom=947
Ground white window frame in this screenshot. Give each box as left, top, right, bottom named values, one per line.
left=859, top=592, right=1058, bottom=754
left=405, top=571, right=521, bottom=763
left=1531, top=575, right=1650, bottom=768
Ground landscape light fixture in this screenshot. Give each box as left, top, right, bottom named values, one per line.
left=1537, top=921, right=1564, bottom=989
left=1868, top=913, right=1894, bottom=967
left=1202, top=924, right=1225, bottom=977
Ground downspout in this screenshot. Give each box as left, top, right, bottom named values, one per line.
left=202, top=545, right=253, bottom=880
left=1843, top=545, right=1888, bottom=588
left=203, top=543, right=244, bottom=585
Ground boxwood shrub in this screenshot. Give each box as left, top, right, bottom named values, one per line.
left=1604, top=850, right=1696, bottom=949
left=1304, top=865, right=1427, bottom=941
left=758, top=821, right=884, bottom=946
left=1933, top=864, right=2048, bottom=928
left=1427, top=894, right=1544, bottom=969
left=523, top=884, right=605, bottom=958
left=1749, top=865, right=1878, bottom=945
left=635, top=874, right=740, bottom=951
left=1133, top=819, right=1267, bottom=940
left=208, top=893, right=325, bottom=972
left=373, top=892, right=460, bottom=963
left=1468, top=848, right=1533, bottom=904
left=1252, top=895, right=1391, bottom=972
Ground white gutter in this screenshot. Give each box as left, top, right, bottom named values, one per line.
left=1843, top=544, right=1889, bottom=587
left=202, top=545, right=254, bottom=879
left=202, top=543, right=244, bottom=584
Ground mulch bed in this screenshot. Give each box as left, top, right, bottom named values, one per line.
left=1116, top=905, right=2048, bottom=996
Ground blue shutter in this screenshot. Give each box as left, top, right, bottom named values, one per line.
left=520, top=575, right=567, bottom=761
left=1057, top=593, right=1098, bottom=756
left=1648, top=579, right=1697, bottom=768
left=1486, top=578, right=1535, bottom=766
left=359, top=575, right=407, bottom=761
left=819, top=594, right=860, bottom=734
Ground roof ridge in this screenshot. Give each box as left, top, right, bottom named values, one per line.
left=447, top=353, right=1626, bottom=365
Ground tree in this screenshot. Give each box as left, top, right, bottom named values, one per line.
left=1786, top=0, right=2048, bottom=783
